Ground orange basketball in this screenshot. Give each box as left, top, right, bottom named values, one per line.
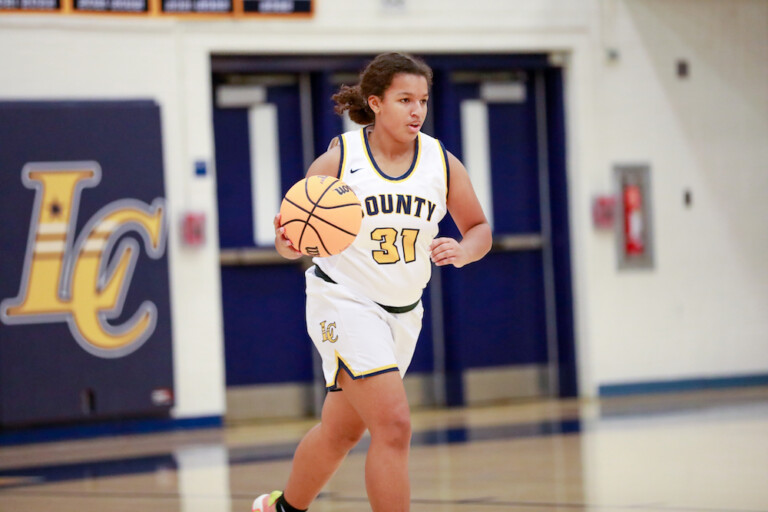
left=279, top=175, right=363, bottom=257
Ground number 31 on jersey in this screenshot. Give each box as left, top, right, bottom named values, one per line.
left=371, top=228, right=419, bottom=264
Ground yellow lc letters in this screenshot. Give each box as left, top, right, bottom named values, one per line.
left=0, top=162, right=168, bottom=358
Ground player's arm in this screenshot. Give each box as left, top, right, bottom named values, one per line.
left=274, top=144, right=342, bottom=259
left=306, top=142, right=342, bottom=178
left=430, top=152, right=492, bottom=268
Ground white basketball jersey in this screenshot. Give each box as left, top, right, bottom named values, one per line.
left=314, top=127, right=449, bottom=307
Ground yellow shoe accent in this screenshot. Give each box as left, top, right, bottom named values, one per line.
left=268, top=490, right=283, bottom=506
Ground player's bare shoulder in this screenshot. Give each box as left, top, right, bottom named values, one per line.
left=307, top=142, right=343, bottom=178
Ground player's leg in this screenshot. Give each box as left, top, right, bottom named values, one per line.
left=337, top=369, right=412, bottom=512
left=282, top=388, right=367, bottom=509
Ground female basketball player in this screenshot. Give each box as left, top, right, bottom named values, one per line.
left=254, top=52, right=492, bottom=512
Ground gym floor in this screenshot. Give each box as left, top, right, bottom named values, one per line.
left=1, top=386, right=767, bottom=512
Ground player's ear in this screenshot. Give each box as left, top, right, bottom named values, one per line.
left=368, top=95, right=382, bottom=115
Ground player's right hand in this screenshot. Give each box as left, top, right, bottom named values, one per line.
left=274, top=213, right=303, bottom=259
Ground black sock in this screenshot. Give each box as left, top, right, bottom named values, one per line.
left=276, top=493, right=307, bottom=512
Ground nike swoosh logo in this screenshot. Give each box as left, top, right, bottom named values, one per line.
left=350, top=168, right=363, bottom=173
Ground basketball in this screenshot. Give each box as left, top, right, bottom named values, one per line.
left=279, top=175, right=363, bottom=257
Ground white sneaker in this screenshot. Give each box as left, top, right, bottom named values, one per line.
left=252, top=490, right=283, bottom=512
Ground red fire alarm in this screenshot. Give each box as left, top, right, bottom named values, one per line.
left=592, top=195, right=616, bottom=230
left=181, top=212, right=206, bottom=247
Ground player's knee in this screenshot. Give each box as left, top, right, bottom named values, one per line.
left=338, top=423, right=366, bottom=450
left=325, top=422, right=365, bottom=453
left=372, top=410, right=411, bottom=449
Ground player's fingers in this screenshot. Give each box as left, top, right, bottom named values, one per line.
left=434, top=240, right=459, bottom=256
left=429, top=237, right=446, bottom=251
left=431, top=246, right=450, bottom=263
left=430, top=238, right=455, bottom=256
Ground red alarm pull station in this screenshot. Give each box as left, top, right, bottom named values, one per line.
left=181, top=212, right=205, bottom=247
left=592, top=195, right=617, bottom=230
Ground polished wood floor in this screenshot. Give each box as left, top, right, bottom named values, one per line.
left=1, top=386, right=767, bottom=512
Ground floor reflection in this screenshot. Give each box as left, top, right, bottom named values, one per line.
left=0, top=387, right=766, bottom=512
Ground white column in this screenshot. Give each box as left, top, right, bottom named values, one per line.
left=459, top=100, right=494, bottom=230
left=175, top=445, right=231, bottom=512
left=248, top=104, right=282, bottom=247
left=342, top=111, right=359, bottom=135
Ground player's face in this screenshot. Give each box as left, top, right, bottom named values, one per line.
left=371, top=73, right=429, bottom=142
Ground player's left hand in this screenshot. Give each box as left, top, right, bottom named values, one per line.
left=429, top=237, right=470, bottom=268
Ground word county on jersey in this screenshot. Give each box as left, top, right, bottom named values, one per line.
left=362, top=193, right=438, bottom=221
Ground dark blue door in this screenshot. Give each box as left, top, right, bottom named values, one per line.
left=213, top=78, right=314, bottom=402
left=429, top=61, right=576, bottom=405
left=211, top=55, right=576, bottom=415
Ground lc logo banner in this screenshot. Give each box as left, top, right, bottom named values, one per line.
left=0, top=161, right=168, bottom=359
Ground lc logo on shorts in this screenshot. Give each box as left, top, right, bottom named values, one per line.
left=320, top=320, right=338, bottom=343
left=0, top=162, right=167, bottom=359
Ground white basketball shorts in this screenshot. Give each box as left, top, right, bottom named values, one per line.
left=305, top=266, right=424, bottom=391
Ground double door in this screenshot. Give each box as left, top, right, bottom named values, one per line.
left=212, top=54, right=576, bottom=414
